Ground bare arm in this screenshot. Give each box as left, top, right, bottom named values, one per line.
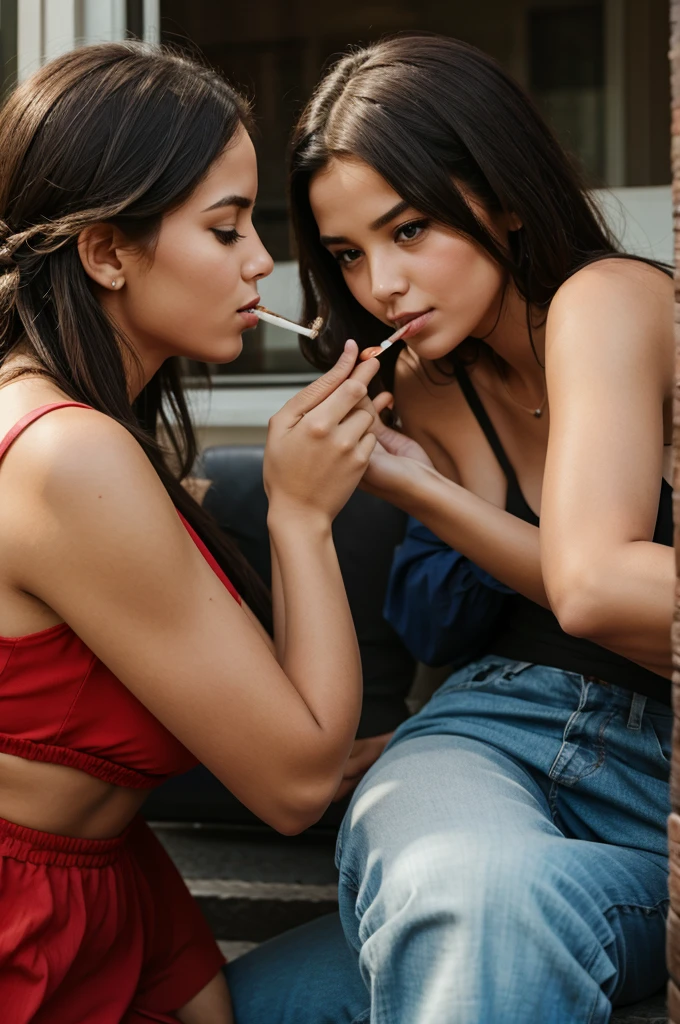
left=540, top=260, right=674, bottom=677
left=359, top=415, right=549, bottom=606
left=360, top=261, right=673, bottom=677
left=8, top=347, right=381, bottom=835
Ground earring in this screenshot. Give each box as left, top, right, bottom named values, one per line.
left=111, top=280, right=116, bottom=288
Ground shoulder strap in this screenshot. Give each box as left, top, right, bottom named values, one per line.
left=0, top=402, right=94, bottom=463
left=452, top=360, right=519, bottom=486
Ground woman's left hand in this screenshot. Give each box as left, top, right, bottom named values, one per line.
left=332, top=731, right=395, bottom=802
left=356, top=390, right=436, bottom=500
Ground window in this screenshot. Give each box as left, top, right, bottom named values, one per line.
left=158, top=0, right=666, bottom=382
left=0, top=0, right=17, bottom=99
left=529, top=5, right=605, bottom=185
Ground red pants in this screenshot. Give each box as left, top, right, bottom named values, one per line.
left=0, top=815, right=225, bottom=1023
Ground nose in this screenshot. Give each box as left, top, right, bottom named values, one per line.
left=243, top=231, right=274, bottom=282
left=369, top=254, right=408, bottom=304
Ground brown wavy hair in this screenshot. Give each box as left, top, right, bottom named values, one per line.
left=0, top=41, right=271, bottom=627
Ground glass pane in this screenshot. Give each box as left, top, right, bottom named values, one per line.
left=0, top=0, right=17, bottom=100
left=529, top=5, right=605, bottom=184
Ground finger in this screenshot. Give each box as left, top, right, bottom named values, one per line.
left=372, top=391, right=394, bottom=415
left=348, top=355, right=381, bottom=388
left=332, top=778, right=358, bottom=802
left=355, top=431, right=377, bottom=462
left=285, top=340, right=359, bottom=419
left=303, top=376, right=371, bottom=431
left=337, top=407, right=376, bottom=444
left=359, top=346, right=383, bottom=361
left=345, top=745, right=380, bottom=775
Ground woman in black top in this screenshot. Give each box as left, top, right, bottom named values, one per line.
left=227, top=35, right=673, bottom=1024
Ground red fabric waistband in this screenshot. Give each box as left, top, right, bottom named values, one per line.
left=0, top=815, right=135, bottom=867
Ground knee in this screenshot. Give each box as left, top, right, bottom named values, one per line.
left=351, top=831, right=575, bottom=938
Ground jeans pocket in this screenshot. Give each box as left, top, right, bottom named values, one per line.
left=647, top=712, right=672, bottom=766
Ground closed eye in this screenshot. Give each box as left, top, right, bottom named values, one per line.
left=212, top=228, right=245, bottom=246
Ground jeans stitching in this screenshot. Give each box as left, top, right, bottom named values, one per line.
left=564, top=708, right=619, bottom=785
left=549, top=678, right=591, bottom=781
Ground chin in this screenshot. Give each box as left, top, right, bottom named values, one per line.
left=409, top=332, right=464, bottom=362
left=193, top=335, right=244, bottom=364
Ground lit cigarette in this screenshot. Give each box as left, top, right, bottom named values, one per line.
left=252, top=305, right=323, bottom=339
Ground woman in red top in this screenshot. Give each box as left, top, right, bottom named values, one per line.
left=0, top=42, right=380, bottom=1023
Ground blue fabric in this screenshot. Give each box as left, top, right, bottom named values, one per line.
left=383, top=517, right=514, bottom=666
left=227, top=659, right=670, bottom=1024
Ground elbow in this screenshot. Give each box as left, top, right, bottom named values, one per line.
left=260, top=776, right=340, bottom=837
left=547, top=570, right=604, bottom=640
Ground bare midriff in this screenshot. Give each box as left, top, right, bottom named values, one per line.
left=0, top=752, right=148, bottom=838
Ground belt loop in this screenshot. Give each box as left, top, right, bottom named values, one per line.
left=627, top=693, right=647, bottom=730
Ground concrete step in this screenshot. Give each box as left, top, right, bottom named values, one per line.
left=611, top=992, right=667, bottom=1022
left=153, top=823, right=668, bottom=1020
left=152, top=822, right=338, bottom=942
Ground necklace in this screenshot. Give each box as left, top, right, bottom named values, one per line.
left=497, top=369, right=546, bottom=418
left=490, top=352, right=546, bottom=418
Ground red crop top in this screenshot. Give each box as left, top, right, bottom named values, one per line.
left=0, top=403, right=241, bottom=789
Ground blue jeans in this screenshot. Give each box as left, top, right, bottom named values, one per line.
left=227, top=659, right=671, bottom=1023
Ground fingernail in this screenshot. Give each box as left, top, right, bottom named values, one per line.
left=344, top=339, right=355, bottom=352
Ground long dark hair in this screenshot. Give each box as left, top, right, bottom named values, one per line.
left=290, top=35, right=657, bottom=385
left=0, top=41, right=271, bottom=627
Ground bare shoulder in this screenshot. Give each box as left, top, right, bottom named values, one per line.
left=546, top=258, right=673, bottom=380
left=548, top=258, right=672, bottom=335
left=9, top=406, right=163, bottom=503
left=2, top=405, right=176, bottom=560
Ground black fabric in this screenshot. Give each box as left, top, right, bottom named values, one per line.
left=454, top=363, right=672, bottom=706
left=144, top=445, right=416, bottom=825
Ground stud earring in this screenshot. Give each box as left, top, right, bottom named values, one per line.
left=111, top=280, right=117, bottom=288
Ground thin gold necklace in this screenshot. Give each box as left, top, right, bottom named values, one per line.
left=493, top=356, right=547, bottom=418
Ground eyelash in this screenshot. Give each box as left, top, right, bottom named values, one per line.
left=334, top=219, right=430, bottom=266
left=212, top=228, right=245, bottom=246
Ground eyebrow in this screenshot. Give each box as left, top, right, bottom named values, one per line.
left=319, top=199, right=411, bottom=246
left=202, top=194, right=253, bottom=213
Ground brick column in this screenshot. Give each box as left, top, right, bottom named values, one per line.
left=669, top=4, right=680, bottom=1020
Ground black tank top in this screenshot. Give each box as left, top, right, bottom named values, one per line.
left=454, top=363, right=672, bottom=705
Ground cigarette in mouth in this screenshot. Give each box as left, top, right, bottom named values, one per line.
left=252, top=305, right=323, bottom=339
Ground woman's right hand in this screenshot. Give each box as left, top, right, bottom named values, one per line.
left=263, top=339, right=381, bottom=523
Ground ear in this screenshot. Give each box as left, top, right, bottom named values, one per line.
left=77, top=224, right=126, bottom=291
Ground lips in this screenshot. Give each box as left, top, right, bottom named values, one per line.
left=398, top=310, right=435, bottom=340
left=391, top=309, right=433, bottom=328
left=237, top=296, right=260, bottom=312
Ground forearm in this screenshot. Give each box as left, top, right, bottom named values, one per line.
left=267, top=509, right=362, bottom=760
left=390, top=463, right=549, bottom=607
left=407, top=469, right=672, bottom=675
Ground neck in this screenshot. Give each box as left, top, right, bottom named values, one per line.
left=476, top=283, right=546, bottom=393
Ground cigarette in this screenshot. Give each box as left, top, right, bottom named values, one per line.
left=253, top=305, right=323, bottom=339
